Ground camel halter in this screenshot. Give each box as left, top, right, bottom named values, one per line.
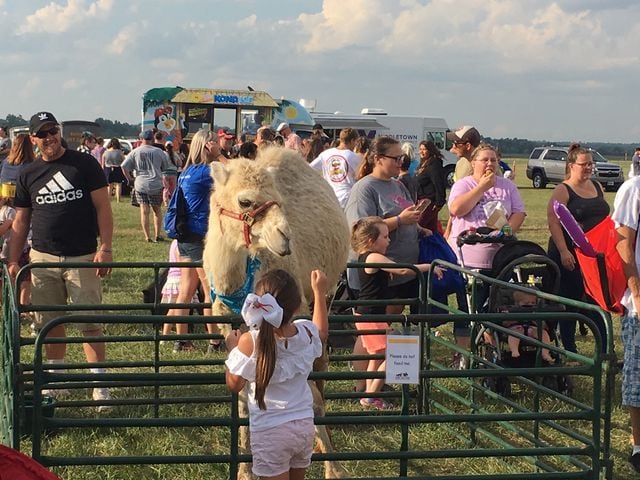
left=218, top=201, right=279, bottom=248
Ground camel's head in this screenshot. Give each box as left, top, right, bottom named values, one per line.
left=210, top=158, right=291, bottom=257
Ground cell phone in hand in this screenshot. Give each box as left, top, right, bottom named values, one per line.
left=416, top=198, right=432, bottom=214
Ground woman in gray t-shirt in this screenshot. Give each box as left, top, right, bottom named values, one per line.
left=102, top=138, right=126, bottom=203
left=345, top=137, right=424, bottom=300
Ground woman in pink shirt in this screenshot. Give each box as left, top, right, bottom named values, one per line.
left=448, top=144, right=526, bottom=269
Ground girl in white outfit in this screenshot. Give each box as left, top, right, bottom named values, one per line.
left=225, top=269, right=328, bottom=480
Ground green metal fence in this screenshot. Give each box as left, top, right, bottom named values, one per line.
left=0, top=261, right=617, bottom=479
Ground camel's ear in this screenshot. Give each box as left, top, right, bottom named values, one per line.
left=210, top=162, right=229, bottom=185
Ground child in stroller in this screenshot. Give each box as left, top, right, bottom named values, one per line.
left=501, top=288, right=554, bottom=363
left=478, top=235, right=563, bottom=366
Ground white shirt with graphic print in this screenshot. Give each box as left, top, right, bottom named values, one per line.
left=310, top=147, right=361, bottom=208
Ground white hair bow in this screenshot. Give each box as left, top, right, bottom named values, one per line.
left=241, top=293, right=283, bottom=330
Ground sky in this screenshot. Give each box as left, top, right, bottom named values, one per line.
left=2, top=0, right=639, bottom=143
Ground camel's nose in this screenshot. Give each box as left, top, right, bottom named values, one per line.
left=276, top=229, right=291, bottom=256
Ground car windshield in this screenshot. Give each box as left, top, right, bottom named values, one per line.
left=591, top=150, right=608, bottom=163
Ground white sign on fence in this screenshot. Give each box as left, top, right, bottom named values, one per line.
left=385, top=334, right=420, bottom=384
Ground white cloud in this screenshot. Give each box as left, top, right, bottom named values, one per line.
left=237, top=14, right=256, bottom=28
left=18, top=0, right=113, bottom=34
left=299, top=0, right=640, bottom=75
left=299, top=0, right=397, bottom=53
left=62, top=78, right=84, bottom=89
left=150, top=58, right=182, bottom=70
left=168, top=72, right=186, bottom=84
left=107, top=23, right=140, bottom=55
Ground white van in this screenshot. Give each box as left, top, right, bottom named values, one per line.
left=307, top=110, right=458, bottom=185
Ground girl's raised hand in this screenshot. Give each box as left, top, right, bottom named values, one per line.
left=311, top=269, right=328, bottom=295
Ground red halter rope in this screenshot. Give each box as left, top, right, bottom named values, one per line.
left=218, top=201, right=279, bottom=248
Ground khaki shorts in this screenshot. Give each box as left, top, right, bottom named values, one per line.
left=30, top=249, right=103, bottom=332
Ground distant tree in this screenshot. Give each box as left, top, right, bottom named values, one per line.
left=483, top=136, right=636, bottom=158
left=0, top=114, right=28, bottom=129
left=94, top=117, right=140, bottom=139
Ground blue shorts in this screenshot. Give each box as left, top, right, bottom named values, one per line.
left=177, top=240, right=204, bottom=262
left=621, top=314, right=640, bottom=407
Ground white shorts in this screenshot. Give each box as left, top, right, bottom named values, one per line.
left=250, top=417, right=315, bottom=477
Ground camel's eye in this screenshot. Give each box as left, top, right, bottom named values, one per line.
left=238, top=199, right=253, bottom=209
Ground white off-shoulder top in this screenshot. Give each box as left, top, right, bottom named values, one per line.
left=225, top=319, right=323, bottom=431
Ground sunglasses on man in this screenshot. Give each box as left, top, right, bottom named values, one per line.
left=33, top=127, right=60, bottom=139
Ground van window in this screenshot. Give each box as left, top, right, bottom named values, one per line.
left=426, top=130, right=445, bottom=150
left=545, top=149, right=567, bottom=161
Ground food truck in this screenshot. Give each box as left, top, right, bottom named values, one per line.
left=141, top=87, right=313, bottom=145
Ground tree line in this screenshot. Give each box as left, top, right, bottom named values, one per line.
left=1, top=114, right=636, bottom=157
left=485, top=136, right=638, bottom=158
left=0, top=114, right=139, bottom=140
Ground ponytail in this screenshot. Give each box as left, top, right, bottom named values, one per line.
left=357, top=150, right=374, bottom=179
left=252, top=269, right=302, bottom=410
left=255, top=323, right=277, bottom=410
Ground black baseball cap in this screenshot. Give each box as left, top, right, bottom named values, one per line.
left=29, top=111, right=59, bottom=135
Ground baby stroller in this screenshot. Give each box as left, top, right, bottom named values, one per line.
left=472, top=238, right=572, bottom=397
left=456, top=226, right=520, bottom=314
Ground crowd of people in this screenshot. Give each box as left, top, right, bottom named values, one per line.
left=3, top=111, right=640, bottom=473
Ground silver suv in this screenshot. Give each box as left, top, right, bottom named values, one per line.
left=526, top=146, right=623, bottom=191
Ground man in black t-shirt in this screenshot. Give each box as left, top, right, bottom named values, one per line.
left=8, top=111, right=114, bottom=412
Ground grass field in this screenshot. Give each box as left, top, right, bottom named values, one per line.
left=13, top=158, right=637, bottom=479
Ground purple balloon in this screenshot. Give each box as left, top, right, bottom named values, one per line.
left=553, top=200, right=597, bottom=257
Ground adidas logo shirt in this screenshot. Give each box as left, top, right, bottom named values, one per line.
left=14, top=149, right=108, bottom=256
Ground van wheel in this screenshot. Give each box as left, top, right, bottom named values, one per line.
left=445, top=166, right=455, bottom=187
left=532, top=171, right=547, bottom=189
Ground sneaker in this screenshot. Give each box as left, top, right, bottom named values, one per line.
left=42, top=388, right=71, bottom=399
left=155, top=236, right=165, bottom=242
left=30, top=323, right=40, bottom=338
left=93, top=388, right=113, bottom=413
left=452, top=352, right=468, bottom=370
left=206, top=342, right=225, bottom=354
left=630, top=451, right=640, bottom=473
left=578, top=321, right=589, bottom=336
left=173, top=340, right=196, bottom=353
left=359, top=397, right=393, bottom=410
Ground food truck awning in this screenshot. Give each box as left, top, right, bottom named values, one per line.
left=171, top=89, right=279, bottom=108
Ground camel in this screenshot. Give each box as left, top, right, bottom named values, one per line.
left=203, top=146, right=350, bottom=479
